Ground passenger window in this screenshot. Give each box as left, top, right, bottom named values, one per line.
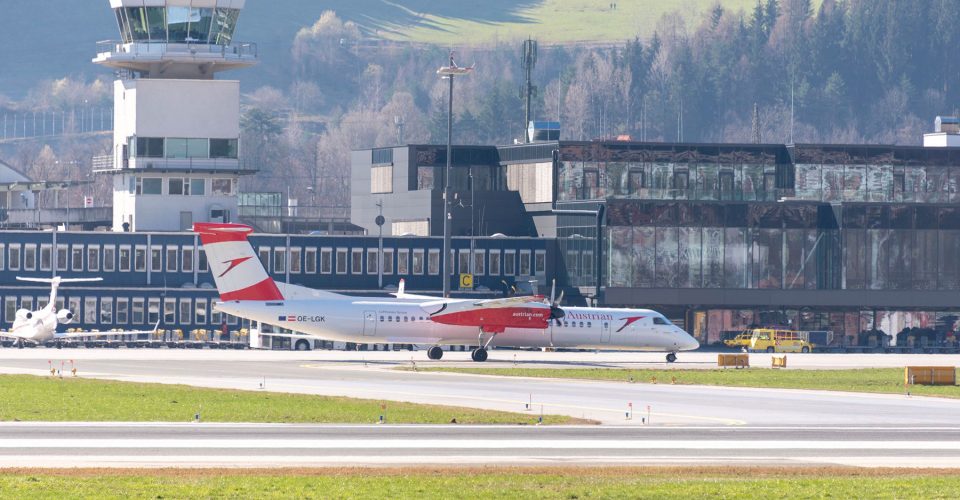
left=587, top=322, right=592, bottom=328
left=380, top=316, right=384, bottom=322
left=579, top=322, right=584, bottom=328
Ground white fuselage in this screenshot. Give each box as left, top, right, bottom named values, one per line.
left=215, top=297, right=700, bottom=352
left=8, top=306, right=59, bottom=344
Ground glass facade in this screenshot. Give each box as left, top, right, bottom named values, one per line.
left=547, top=142, right=960, bottom=348
left=556, top=143, right=960, bottom=204
left=115, top=7, right=240, bottom=45
left=604, top=201, right=843, bottom=290
left=557, top=144, right=789, bottom=202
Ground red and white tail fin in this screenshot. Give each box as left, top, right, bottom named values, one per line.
left=193, top=223, right=284, bottom=301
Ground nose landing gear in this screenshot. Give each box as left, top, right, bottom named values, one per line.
left=666, top=352, right=677, bottom=363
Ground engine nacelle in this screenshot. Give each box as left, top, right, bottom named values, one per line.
left=56, top=309, right=75, bottom=324
left=15, top=309, right=32, bottom=321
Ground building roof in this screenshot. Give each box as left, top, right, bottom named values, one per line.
left=0, top=159, right=31, bottom=184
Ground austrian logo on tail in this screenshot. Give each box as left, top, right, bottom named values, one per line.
left=219, top=256, right=253, bottom=278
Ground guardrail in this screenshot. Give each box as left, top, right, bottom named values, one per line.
left=96, top=40, right=258, bottom=60
left=93, top=156, right=256, bottom=173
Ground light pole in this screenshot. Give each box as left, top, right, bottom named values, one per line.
left=437, top=52, right=474, bottom=298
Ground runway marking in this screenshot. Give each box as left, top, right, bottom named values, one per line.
left=4, top=439, right=960, bottom=450
left=295, top=365, right=747, bottom=426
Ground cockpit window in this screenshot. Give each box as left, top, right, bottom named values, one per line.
left=653, top=317, right=669, bottom=325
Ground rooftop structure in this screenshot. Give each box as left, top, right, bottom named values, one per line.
left=94, top=0, right=257, bottom=232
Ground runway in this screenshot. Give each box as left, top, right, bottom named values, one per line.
left=3, top=423, right=960, bottom=468
left=0, top=349, right=959, bottom=427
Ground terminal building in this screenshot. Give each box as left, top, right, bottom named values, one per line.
left=353, top=130, right=960, bottom=348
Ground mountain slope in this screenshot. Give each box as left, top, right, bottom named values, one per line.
left=0, top=0, right=781, bottom=99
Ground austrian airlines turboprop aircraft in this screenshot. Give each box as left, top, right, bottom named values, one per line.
left=195, top=223, right=699, bottom=362
left=0, top=277, right=160, bottom=348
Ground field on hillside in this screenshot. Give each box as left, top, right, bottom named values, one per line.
left=377, top=0, right=821, bottom=44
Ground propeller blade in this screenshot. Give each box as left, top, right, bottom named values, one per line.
left=550, top=279, right=556, bottom=305
left=556, top=290, right=564, bottom=306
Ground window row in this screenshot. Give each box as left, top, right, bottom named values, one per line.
left=2, top=295, right=233, bottom=327
left=0, top=244, right=208, bottom=274
left=115, top=7, right=240, bottom=45
left=131, top=137, right=238, bottom=160
left=131, top=177, right=236, bottom=196
left=0, top=242, right=548, bottom=278
left=257, top=246, right=547, bottom=277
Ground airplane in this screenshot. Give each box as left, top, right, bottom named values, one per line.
left=194, top=223, right=699, bottom=362
left=0, top=276, right=160, bottom=349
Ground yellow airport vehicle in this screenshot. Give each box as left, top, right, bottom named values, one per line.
left=724, top=332, right=753, bottom=348
left=749, top=328, right=814, bottom=353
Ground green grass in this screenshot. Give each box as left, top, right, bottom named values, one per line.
left=0, top=375, right=574, bottom=425
left=417, top=367, right=960, bottom=398
left=384, top=0, right=823, bottom=44
left=0, top=468, right=957, bottom=499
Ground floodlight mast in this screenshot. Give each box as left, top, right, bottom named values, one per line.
left=437, top=52, right=474, bottom=298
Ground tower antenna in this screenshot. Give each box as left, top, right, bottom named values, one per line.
left=521, top=38, right=538, bottom=143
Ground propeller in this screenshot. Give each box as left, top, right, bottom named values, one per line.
left=501, top=280, right=518, bottom=297
left=548, top=279, right=565, bottom=325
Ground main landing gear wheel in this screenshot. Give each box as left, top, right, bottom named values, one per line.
left=666, top=352, right=677, bottom=363
left=16, top=339, right=24, bottom=350
left=427, top=346, right=444, bottom=360
left=471, top=348, right=488, bottom=362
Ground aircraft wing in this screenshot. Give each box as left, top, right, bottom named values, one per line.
left=54, top=320, right=161, bottom=339
left=471, top=295, right=547, bottom=308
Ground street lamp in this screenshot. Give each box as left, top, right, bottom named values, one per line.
left=437, top=52, right=474, bottom=298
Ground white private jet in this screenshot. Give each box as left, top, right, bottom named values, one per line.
left=195, top=223, right=699, bottom=362
left=1, top=276, right=160, bottom=349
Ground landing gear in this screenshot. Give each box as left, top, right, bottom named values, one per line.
left=427, top=346, right=444, bottom=360
left=666, top=352, right=677, bottom=363
left=472, top=327, right=498, bottom=363
left=471, top=348, right=488, bottom=362
left=16, top=339, right=24, bottom=350
left=55, top=341, right=62, bottom=350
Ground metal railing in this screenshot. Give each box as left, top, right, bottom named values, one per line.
left=92, top=155, right=113, bottom=171
left=96, top=40, right=258, bottom=60
left=93, top=156, right=256, bottom=173
left=2, top=207, right=112, bottom=227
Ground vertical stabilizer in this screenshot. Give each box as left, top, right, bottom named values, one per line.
left=193, top=223, right=284, bottom=301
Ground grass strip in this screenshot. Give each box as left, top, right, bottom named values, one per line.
left=0, top=467, right=956, bottom=499
left=0, top=374, right=576, bottom=424
left=416, top=367, right=960, bottom=398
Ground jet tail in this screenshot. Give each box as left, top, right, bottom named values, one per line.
left=193, top=223, right=284, bottom=301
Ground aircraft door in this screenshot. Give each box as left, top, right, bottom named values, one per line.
left=600, top=321, right=611, bottom=344
left=362, top=311, right=377, bottom=337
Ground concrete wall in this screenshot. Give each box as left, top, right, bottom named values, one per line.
left=111, top=78, right=242, bottom=231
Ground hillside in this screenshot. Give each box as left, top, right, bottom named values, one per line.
left=0, top=0, right=770, bottom=98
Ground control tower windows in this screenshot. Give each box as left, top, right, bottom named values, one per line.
left=147, top=7, right=166, bottom=41
left=113, top=7, right=238, bottom=45
left=168, top=7, right=214, bottom=43
left=136, top=137, right=164, bottom=158
left=213, top=9, right=240, bottom=45
left=125, top=7, right=149, bottom=41
left=210, top=139, right=238, bottom=159
left=188, top=9, right=214, bottom=43
left=167, top=7, right=192, bottom=42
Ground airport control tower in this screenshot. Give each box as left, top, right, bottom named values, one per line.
left=93, top=1, right=257, bottom=231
